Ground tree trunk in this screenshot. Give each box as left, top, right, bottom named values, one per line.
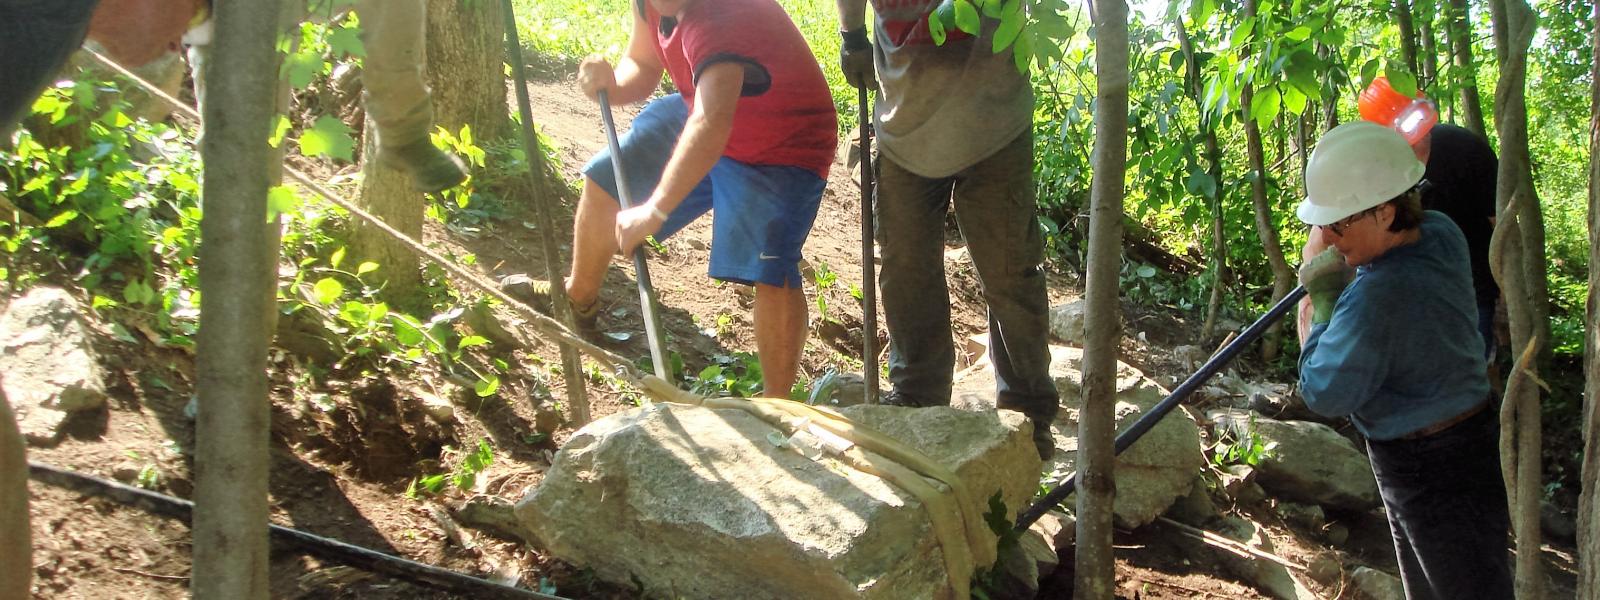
left=1075, top=0, right=1128, bottom=597
left=1417, top=0, right=1440, bottom=92
left=426, top=0, right=508, bottom=140
left=1174, top=16, right=1227, bottom=340
left=0, top=390, right=27, bottom=600
left=1395, top=0, right=1420, bottom=77
left=1488, top=0, right=1543, bottom=596
left=1448, top=0, right=1489, bottom=136
left=352, top=0, right=509, bottom=306
left=193, top=0, right=282, bottom=596
left=1581, top=2, right=1600, bottom=592
left=1239, top=0, right=1295, bottom=363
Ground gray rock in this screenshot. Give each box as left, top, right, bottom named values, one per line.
left=516, top=402, right=1038, bottom=599
left=1165, top=476, right=1221, bottom=526
left=1046, top=301, right=1087, bottom=346
left=0, top=288, right=107, bottom=445
left=985, top=512, right=1069, bottom=600
left=1350, top=566, right=1404, bottom=600
left=1273, top=501, right=1326, bottom=531
left=1208, top=409, right=1380, bottom=512
left=808, top=371, right=869, bottom=408
left=954, top=345, right=1205, bottom=529
left=1208, top=515, right=1319, bottom=600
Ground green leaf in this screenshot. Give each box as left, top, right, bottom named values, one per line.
left=1284, top=25, right=1312, bottom=41
left=267, top=185, right=299, bottom=222
left=458, top=335, right=491, bottom=350
left=313, top=277, right=344, bottom=305
left=299, top=115, right=356, bottom=161
left=392, top=315, right=426, bottom=347
left=1229, top=17, right=1256, bottom=48
left=928, top=8, right=948, bottom=45
left=1385, top=65, right=1418, bottom=97
left=993, top=4, right=1024, bottom=53
left=981, top=0, right=1003, bottom=18
left=474, top=374, right=501, bottom=397
left=328, top=24, right=365, bottom=58
left=1012, top=27, right=1034, bottom=73
left=281, top=48, right=322, bottom=90
left=329, top=246, right=346, bottom=269
left=1359, top=58, right=1381, bottom=88
left=1250, top=86, right=1281, bottom=129
left=268, top=115, right=291, bottom=148
left=1282, top=85, right=1308, bottom=115
left=44, top=209, right=79, bottom=228
left=356, top=261, right=379, bottom=275
left=953, top=0, right=981, bottom=35
left=1137, top=265, right=1157, bottom=278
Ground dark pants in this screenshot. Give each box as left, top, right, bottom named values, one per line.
left=874, top=131, right=1057, bottom=420
left=1366, top=407, right=1513, bottom=600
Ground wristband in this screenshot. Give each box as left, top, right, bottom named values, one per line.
left=841, top=28, right=870, bottom=52
left=650, top=206, right=669, bottom=222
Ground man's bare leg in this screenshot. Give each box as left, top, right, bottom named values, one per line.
left=564, top=177, right=622, bottom=306
left=754, top=282, right=807, bottom=398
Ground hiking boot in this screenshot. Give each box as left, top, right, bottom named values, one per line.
left=879, top=388, right=944, bottom=408
left=500, top=275, right=599, bottom=335
left=379, top=136, right=469, bottom=193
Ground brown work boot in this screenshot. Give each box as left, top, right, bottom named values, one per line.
left=499, top=274, right=599, bottom=335
left=378, top=136, right=469, bottom=194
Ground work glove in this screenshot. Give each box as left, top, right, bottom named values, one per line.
left=1297, top=247, right=1355, bottom=325
left=839, top=28, right=876, bottom=91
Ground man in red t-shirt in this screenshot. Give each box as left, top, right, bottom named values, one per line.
left=540, top=0, right=837, bottom=397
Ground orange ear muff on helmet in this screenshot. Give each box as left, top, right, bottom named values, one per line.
left=1359, top=76, right=1438, bottom=146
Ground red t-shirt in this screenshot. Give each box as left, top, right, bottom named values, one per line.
left=641, top=0, right=838, bottom=179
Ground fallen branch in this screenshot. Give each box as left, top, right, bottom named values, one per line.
left=111, top=566, right=189, bottom=582
left=30, top=461, right=567, bottom=600
left=1156, top=516, right=1307, bottom=572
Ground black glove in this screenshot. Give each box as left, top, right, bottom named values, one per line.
left=839, top=28, right=876, bottom=91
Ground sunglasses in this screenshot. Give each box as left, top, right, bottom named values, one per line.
left=1324, top=207, right=1377, bottom=237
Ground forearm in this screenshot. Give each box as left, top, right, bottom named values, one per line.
left=648, top=105, right=733, bottom=212
left=1297, top=296, right=1315, bottom=346
left=837, top=0, right=868, bottom=30
left=608, top=58, right=664, bottom=105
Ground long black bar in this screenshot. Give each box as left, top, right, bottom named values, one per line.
left=1013, top=285, right=1309, bottom=532
left=28, top=461, right=568, bottom=600
left=857, top=86, right=879, bottom=404
left=596, top=90, right=671, bottom=380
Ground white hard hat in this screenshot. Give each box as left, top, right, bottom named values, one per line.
left=1297, top=121, right=1425, bottom=226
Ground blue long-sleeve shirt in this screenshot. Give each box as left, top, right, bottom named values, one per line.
left=1298, top=211, right=1489, bottom=440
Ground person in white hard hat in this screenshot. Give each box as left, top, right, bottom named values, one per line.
left=1295, top=121, right=1511, bottom=600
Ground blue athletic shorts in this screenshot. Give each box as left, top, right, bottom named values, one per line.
left=582, top=94, right=825, bottom=289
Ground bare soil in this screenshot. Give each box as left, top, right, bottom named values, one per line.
left=20, top=70, right=1579, bottom=600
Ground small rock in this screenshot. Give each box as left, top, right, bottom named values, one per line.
left=464, top=303, right=525, bottom=350
left=1046, top=300, right=1087, bottom=346
left=533, top=403, right=564, bottom=435
left=1321, top=522, right=1350, bottom=546
left=0, top=287, right=109, bottom=445
left=1350, top=566, right=1405, bottom=600
left=112, top=464, right=142, bottom=484
left=1274, top=501, right=1326, bottom=531
left=1305, top=552, right=1342, bottom=585
left=1541, top=501, right=1577, bottom=544
left=498, top=274, right=538, bottom=302
left=686, top=238, right=708, bottom=251
left=807, top=371, right=868, bottom=407
left=1208, top=408, right=1381, bottom=512
left=1166, top=476, right=1221, bottom=526
left=417, top=392, right=456, bottom=423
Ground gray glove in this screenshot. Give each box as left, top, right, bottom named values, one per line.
left=839, top=28, right=875, bottom=91
left=1297, top=247, right=1355, bottom=324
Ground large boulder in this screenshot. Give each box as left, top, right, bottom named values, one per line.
left=0, top=288, right=108, bottom=445
left=1207, top=409, right=1380, bottom=512
left=954, top=345, right=1205, bottom=529
left=516, top=402, right=1039, bottom=599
